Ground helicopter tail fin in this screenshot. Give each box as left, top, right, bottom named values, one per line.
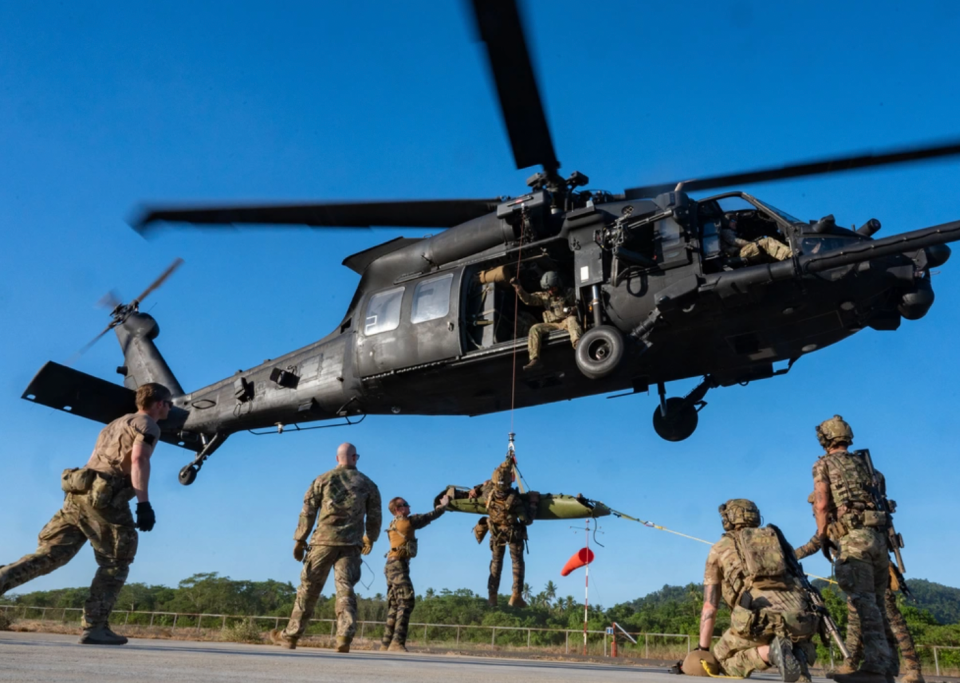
left=22, top=361, right=193, bottom=450
left=114, top=312, right=184, bottom=396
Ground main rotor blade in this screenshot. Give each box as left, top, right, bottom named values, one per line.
left=133, top=257, right=184, bottom=305
left=133, top=199, right=502, bottom=234
left=471, top=0, right=559, bottom=173
left=623, top=138, right=960, bottom=199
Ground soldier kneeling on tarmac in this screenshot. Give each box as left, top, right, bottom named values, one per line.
left=692, top=499, right=819, bottom=682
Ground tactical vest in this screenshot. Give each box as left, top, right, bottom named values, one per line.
left=386, top=516, right=418, bottom=561
left=820, top=450, right=876, bottom=523
left=721, top=526, right=793, bottom=608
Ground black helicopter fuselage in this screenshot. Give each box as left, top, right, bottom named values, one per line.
left=161, top=189, right=937, bottom=435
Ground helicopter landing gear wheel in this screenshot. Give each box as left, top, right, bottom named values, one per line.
left=178, top=465, right=198, bottom=486
left=652, top=398, right=699, bottom=442
left=575, top=325, right=625, bottom=379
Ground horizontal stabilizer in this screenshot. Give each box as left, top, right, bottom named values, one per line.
left=435, top=486, right=610, bottom=520
left=22, top=362, right=194, bottom=450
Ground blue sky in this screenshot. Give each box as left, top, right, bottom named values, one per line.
left=2, top=1, right=959, bottom=608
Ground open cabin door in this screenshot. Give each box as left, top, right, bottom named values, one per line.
left=356, top=269, right=463, bottom=376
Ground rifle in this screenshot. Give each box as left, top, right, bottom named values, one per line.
left=771, top=525, right=851, bottom=660
left=857, top=449, right=906, bottom=574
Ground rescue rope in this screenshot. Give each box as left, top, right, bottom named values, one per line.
left=508, top=227, right=526, bottom=434
left=590, top=500, right=837, bottom=585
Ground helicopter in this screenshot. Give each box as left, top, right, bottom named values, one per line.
left=21, top=0, right=960, bottom=486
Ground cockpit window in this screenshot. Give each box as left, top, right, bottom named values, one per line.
left=364, top=287, right=404, bottom=335
left=800, top=236, right=862, bottom=255
left=753, top=198, right=803, bottom=225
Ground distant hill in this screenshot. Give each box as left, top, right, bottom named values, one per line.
left=811, top=577, right=960, bottom=626
left=903, top=579, right=960, bottom=625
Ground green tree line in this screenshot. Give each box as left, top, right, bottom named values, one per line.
left=3, top=573, right=959, bottom=653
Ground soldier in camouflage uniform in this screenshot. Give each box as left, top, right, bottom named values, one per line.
left=797, top=497, right=923, bottom=683
left=721, top=217, right=792, bottom=267
left=812, top=416, right=895, bottom=683
left=380, top=493, right=450, bottom=652
left=271, top=442, right=381, bottom=653
left=0, top=383, right=170, bottom=645
left=699, top=499, right=820, bottom=682
left=469, top=456, right=532, bottom=608
left=511, top=271, right=581, bottom=371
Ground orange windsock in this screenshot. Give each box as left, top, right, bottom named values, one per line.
left=560, top=547, right=595, bottom=576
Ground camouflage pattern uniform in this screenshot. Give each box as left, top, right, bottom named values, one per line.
left=281, top=464, right=381, bottom=642
left=515, top=286, right=582, bottom=360
left=474, top=459, right=531, bottom=605
left=381, top=506, right=445, bottom=649
left=813, top=449, right=895, bottom=676
left=795, top=536, right=919, bottom=680
left=721, top=229, right=792, bottom=263
left=0, top=413, right=158, bottom=629
left=705, top=523, right=819, bottom=678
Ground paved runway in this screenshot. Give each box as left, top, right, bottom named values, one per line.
left=0, top=631, right=793, bottom=683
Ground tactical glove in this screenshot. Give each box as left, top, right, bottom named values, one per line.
left=438, top=494, right=451, bottom=508
left=361, top=536, right=373, bottom=556
left=820, top=534, right=839, bottom=562
left=135, top=502, right=156, bottom=532
left=293, top=540, right=307, bottom=562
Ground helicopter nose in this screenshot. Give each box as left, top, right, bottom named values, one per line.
left=925, top=243, right=951, bottom=269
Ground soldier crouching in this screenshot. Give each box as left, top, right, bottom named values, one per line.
left=380, top=493, right=450, bottom=652
left=695, top=499, right=819, bottom=682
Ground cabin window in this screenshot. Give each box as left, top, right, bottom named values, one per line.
left=411, top=273, right=454, bottom=324
left=364, top=287, right=404, bottom=335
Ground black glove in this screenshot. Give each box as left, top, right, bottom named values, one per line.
left=820, top=534, right=838, bottom=562
left=136, top=502, right=156, bottom=532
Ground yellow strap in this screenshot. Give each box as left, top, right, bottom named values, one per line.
left=702, top=660, right=744, bottom=678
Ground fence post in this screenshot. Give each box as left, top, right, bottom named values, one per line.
left=830, top=644, right=835, bottom=670
left=456, top=625, right=460, bottom=647
left=491, top=626, right=496, bottom=647
left=527, top=628, right=531, bottom=649
left=62, top=608, right=68, bottom=624
left=124, top=611, right=130, bottom=626
left=172, top=614, right=178, bottom=629
left=565, top=630, right=569, bottom=655
left=604, top=634, right=607, bottom=657
left=687, top=635, right=691, bottom=654
left=150, top=612, right=155, bottom=627
left=360, top=622, right=365, bottom=641
left=934, top=647, right=940, bottom=677
left=645, top=633, right=649, bottom=659
left=424, top=623, right=428, bottom=645
left=222, top=616, right=227, bottom=630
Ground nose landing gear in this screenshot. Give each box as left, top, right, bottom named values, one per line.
left=652, top=377, right=716, bottom=442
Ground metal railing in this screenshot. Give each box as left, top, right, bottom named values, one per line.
left=0, top=604, right=690, bottom=657
left=3, top=604, right=957, bottom=674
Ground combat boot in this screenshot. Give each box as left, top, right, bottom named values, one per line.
left=79, top=625, right=128, bottom=645
left=388, top=642, right=408, bottom=653
left=523, top=358, right=541, bottom=371
left=794, top=645, right=812, bottom=683
left=834, top=671, right=890, bottom=683
left=269, top=629, right=297, bottom=649
left=487, top=590, right=498, bottom=607
left=335, top=635, right=351, bottom=653
left=767, top=636, right=802, bottom=683
left=508, top=593, right=527, bottom=608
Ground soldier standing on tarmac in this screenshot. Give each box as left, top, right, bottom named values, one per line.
left=271, top=442, right=381, bottom=653
left=469, top=456, right=532, bottom=608
left=0, top=383, right=171, bottom=645
left=812, top=416, right=895, bottom=683
left=797, top=493, right=922, bottom=682
left=380, top=493, right=450, bottom=652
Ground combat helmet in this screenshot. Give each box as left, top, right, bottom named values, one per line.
left=718, top=499, right=761, bottom=531
left=816, top=415, right=853, bottom=450
left=540, top=271, right=561, bottom=291
left=491, top=456, right=515, bottom=490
